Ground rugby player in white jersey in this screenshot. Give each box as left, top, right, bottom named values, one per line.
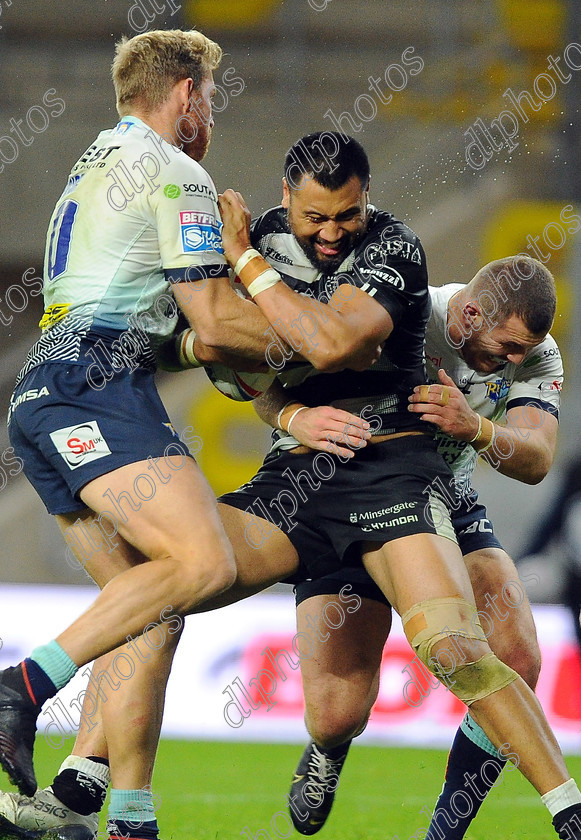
left=0, top=29, right=301, bottom=840
left=2, top=132, right=580, bottom=840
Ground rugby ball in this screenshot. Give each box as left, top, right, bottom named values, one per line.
left=204, top=363, right=277, bottom=401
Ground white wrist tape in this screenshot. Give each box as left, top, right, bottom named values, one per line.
left=286, top=405, right=308, bottom=436
left=176, top=329, right=201, bottom=369
left=247, top=268, right=281, bottom=298
left=468, top=414, right=482, bottom=444
left=276, top=401, right=294, bottom=431
left=234, top=248, right=262, bottom=277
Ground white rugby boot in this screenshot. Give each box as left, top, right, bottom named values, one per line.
left=0, top=787, right=98, bottom=839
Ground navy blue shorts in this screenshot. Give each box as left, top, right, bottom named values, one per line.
left=293, top=488, right=503, bottom=606
left=8, top=362, right=190, bottom=515
left=220, top=433, right=458, bottom=582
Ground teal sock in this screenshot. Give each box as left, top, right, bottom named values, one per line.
left=460, top=712, right=497, bottom=756
left=30, top=640, right=78, bottom=690
left=108, top=788, right=156, bottom=826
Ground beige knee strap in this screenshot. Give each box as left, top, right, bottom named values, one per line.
left=402, top=597, right=518, bottom=704
left=445, top=652, right=519, bottom=704
left=402, top=596, right=487, bottom=656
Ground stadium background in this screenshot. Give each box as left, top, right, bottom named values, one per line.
left=0, top=2, right=580, bottom=837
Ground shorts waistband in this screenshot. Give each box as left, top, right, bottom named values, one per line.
left=288, top=430, right=429, bottom=455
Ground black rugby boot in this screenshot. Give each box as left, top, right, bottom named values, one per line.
left=288, top=740, right=351, bottom=835
left=0, top=668, right=40, bottom=796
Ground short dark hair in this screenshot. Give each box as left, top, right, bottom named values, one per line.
left=284, top=132, right=370, bottom=192
left=473, top=255, right=556, bottom=335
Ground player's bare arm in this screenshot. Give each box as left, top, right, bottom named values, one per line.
left=408, top=367, right=558, bottom=484
left=218, top=188, right=387, bottom=372
left=170, top=273, right=276, bottom=361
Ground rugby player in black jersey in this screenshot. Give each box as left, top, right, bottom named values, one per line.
left=213, top=133, right=581, bottom=840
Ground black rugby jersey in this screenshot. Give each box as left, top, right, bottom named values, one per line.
left=250, top=205, right=431, bottom=445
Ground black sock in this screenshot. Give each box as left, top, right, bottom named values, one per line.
left=107, top=818, right=159, bottom=839
left=317, top=740, right=351, bottom=759
left=51, top=765, right=109, bottom=816
left=553, top=804, right=581, bottom=838
left=0, top=663, right=55, bottom=708
left=425, top=728, right=505, bottom=840
left=88, top=756, right=110, bottom=767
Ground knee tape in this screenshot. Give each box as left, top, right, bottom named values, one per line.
left=402, top=597, right=518, bottom=704
left=445, top=651, right=519, bottom=704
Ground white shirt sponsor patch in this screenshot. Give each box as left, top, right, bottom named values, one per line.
left=50, top=420, right=111, bottom=470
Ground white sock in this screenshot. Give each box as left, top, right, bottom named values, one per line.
left=541, top=779, right=581, bottom=817
left=58, top=755, right=110, bottom=784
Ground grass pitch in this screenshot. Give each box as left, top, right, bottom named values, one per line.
left=33, top=738, right=581, bottom=840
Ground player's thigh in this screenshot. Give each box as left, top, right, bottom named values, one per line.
left=465, top=547, right=540, bottom=684
left=362, top=532, right=476, bottom=617
left=56, top=508, right=149, bottom=588
left=193, top=502, right=301, bottom=610
left=79, top=456, right=233, bottom=567
left=297, top=594, right=391, bottom=704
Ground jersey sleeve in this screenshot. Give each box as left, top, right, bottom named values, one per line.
left=149, top=154, right=228, bottom=283
left=350, top=223, right=429, bottom=324
left=507, top=335, right=563, bottom=419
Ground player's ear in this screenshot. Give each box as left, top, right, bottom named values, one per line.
left=281, top=177, right=291, bottom=208
left=363, top=176, right=370, bottom=210
left=174, top=78, right=193, bottom=114
left=464, top=300, right=483, bottom=328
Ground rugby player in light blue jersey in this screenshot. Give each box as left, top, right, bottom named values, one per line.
left=0, top=29, right=284, bottom=840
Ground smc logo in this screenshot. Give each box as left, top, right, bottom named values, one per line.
left=50, top=420, right=111, bottom=470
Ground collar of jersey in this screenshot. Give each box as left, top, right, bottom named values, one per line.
left=113, top=115, right=146, bottom=134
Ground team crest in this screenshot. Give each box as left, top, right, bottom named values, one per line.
left=485, top=378, right=510, bottom=403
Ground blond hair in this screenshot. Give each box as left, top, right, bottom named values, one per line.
left=112, top=29, right=222, bottom=116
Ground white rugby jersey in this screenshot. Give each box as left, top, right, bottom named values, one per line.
left=426, top=283, right=563, bottom=491
left=18, top=116, right=226, bottom=382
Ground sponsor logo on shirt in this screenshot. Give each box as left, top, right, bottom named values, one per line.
left=264, top=246, right=293, bottom=266
left=39, top=303, right=71, bottom=331
left=349, top=501, right=418, bottom=523
left=49, top=421, right=111, bottom=470
left=179, top=211, right=223, bottom=254
left=8, top=386, right=50, bottom=418
left=539, top=380, right=562, bottom=394
left=485, top=377, right=510, bottom=403
left=182, top=183, right=217, bottom=201
left=115, top=121, right=134, bottom=134
left=543, top=347, right=560, bottom=358
left=366, top=239, right=422, bottom=266
left=360, top=514, right=419, bottom=532
left=163, top=184, right=181, bottom=199
left=358, top=265, right=406, bottom=290
left=426, top=353, right=442, bottom=367
left=163, top=421, right=181, bottom=438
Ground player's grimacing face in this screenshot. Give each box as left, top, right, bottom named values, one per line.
left=461, top=313, right=546, bottom=374
left=282, top=174, right=369, bottom=273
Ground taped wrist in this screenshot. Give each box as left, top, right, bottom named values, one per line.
left=175, top=329, right=201, bottom=369
left=402, top=597, right=518, bottom=704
